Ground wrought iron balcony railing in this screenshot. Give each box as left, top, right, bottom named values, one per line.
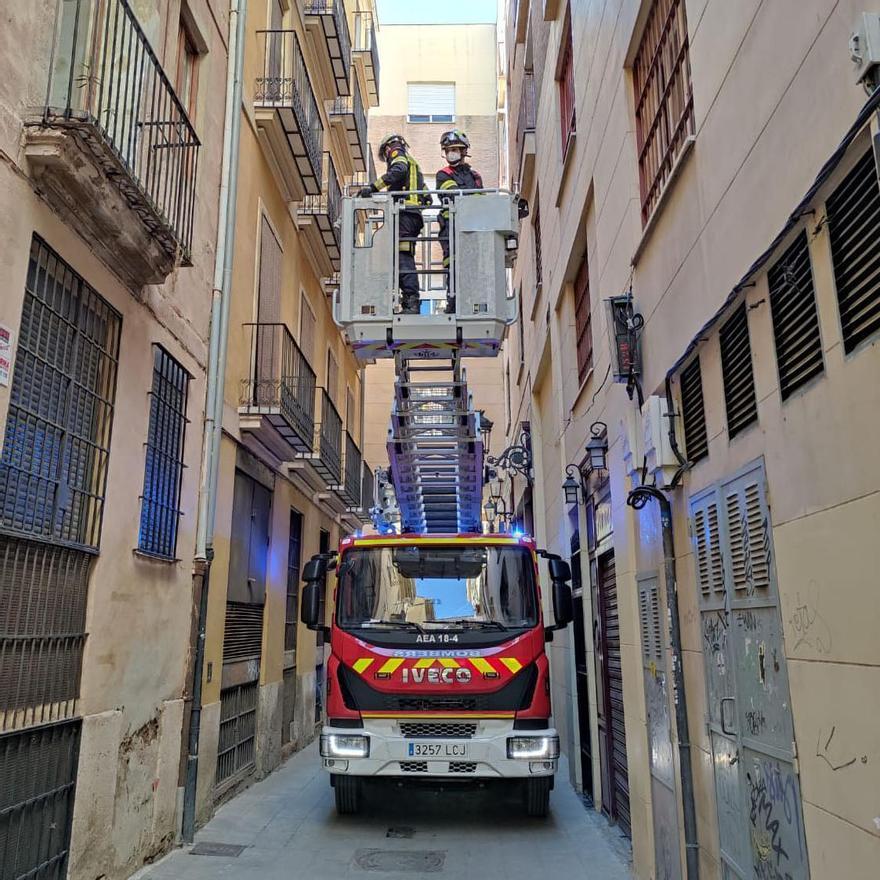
left=329, top=77, right=367, bottom=171
left=301, top=152, right=342, bottom=272
left=240, top=323, right=316, bottom=452
left=341, top=430, right=362, bottom=507
left=360, top=462, right=375, bottom=520
left=352, top=11, right=380, bottom=104
left=303, top=0, right=352, bottom=97
left=255, top=29, right=324, bottom=195
left=43, top=0, right=200, bottom=259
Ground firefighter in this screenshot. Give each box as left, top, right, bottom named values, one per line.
left=358, top=134, right=429, bottom=314
left=436, top=129, right=483, bottom=314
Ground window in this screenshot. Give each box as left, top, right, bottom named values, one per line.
left=138, top=347, right=190, bottom=559
left=517, top=295, right=525, bottom=371
left=216, top=681, right=257, bottom=783
left=826, top=148, right=880, bottom=353
left=557, top=13, right=576, bottom=160
left=176, top=20, right=200, bottom=119
left=407, top=82, right=455, bottom=123
left=533, top=202, right=543, bottom=287
left=326, top=349, right=339, bottom=402
left=768, top=231, right=824, bottom=399
left=504, top=361, right=512, bottom=432
left=299, top=291, right=316, bottom=363
left=0, top=235, right=121, bottom=550
left=719, top=304, right=757, bottom=439
left=679, top=356, right=708, bottom=463
left=632, top=0, right=694, bottom=225
left=285, top=510, right=303, bottom=652
left=574, top=252, right=592, bottom=382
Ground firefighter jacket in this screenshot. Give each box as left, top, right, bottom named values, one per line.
left=370, top=148, right=429, bottom=209
left=436, top=163, right=484, bottom=219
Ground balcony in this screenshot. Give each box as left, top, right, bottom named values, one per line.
left=352, top=12, right=380, bottom=106
left=329, top=77, right=367, bottom=172
left=516, top=71, right=537, bottom=193
left=345, top=143, right=376, bottom=194
left=292, top=388, right=343, bottom=491
left=339, top=431, right=362, bottom=507
left=238, top=323, right=316, bottom=462
left=25, top=0, right=199, bottom=289
left=303, top=0, right=351, bottom=98
left=355, top=462, right=375, bottom=524
left=298, top=152, right=341, bottom=277
left=254, top=29, right=324, bottom=201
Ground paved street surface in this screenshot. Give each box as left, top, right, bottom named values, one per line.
left=134, top=743, right=633, bottom=880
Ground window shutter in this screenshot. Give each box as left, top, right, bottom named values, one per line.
left=257, top=217, right=282, bottom=324
left=691, top=494, right=725, bottom=601
left=638, top=580, right=662, bottom=665
left=574, top=254, right=593, bottom=382
left=719, top=304, right=757, bottom=439
left=720, top=466, right=772, bottom=597
left=407, top=83, right=455, bottom=120
left=826, top=148, right=880, bottom=353
left=299, top=293, right=316, bottom=364
left=768, top=231, right=823, bottom=399
left=679, top=356, right=708, bottom=463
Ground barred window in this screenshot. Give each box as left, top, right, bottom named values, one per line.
left=633, top=0, right=694, bottom=225
left=574, top=252, right=593, bottom=382
left=138, top=347, right=190, bottom=559
left=0, top=235, right=121, bottom=551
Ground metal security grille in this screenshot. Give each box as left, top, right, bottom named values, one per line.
left=633, top=0, right=694, bottom=224
left=0, top=720, right=81, bottom=880
left=768, top=231, right=824, bottom=399
left=0, top=236, right=121, bottom=551
left=222, top=603, right=265, bottom=663
left=826, top=148, right=880, bottom=353
left=138, top=347, right=190, bottom=559
left=0, top=537, right=91, bottom=733
left=719, top=304, right=757, bottom=439
left=679, top=356, right=708, bottom=463
left=216, top=682, right=258, bottom=784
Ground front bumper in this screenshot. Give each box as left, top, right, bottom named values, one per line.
left=320, top=718, right=558, bottom=780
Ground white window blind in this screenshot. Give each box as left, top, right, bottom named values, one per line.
left=407, top=83, right=455, bottom=122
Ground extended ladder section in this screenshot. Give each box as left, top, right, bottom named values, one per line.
left=334, top=188, right=524, bottom=533
left=386, top=355, right=483, bottom=534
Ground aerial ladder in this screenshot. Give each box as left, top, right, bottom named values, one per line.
left=334, top=187, right=524, bottom=532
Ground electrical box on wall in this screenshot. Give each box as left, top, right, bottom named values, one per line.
left=620, top=406, right=643, bottom=480
left=642, top=395, right=681, bottom=487
left=850, top=13, right=880, bottom=84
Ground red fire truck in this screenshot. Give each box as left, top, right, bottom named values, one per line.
left=300, top=532, right=573, bottom=817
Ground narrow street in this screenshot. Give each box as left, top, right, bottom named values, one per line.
left=134, top=744, right=633, bottom=880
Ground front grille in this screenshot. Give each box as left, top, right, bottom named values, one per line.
left=719, top=304, right=757, bottom=439
left=399, top=722, right=477, bottom=739
left=399, top=761, right=428, bottom=773
left=448, top=762, right=477, bottom=774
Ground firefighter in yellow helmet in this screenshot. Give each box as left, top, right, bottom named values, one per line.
left=435, top=129, right=483, bottom=314
left=358, top=134, right=430, bottom=314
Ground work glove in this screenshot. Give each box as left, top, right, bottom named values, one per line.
left=357, top=187, right=373, bottom=198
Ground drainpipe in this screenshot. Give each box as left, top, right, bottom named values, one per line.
left=627, top=484, right=699, bottom=880
left=183, top=0, right=248, bottom=844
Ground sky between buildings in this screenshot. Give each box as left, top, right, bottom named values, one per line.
left=376, top=0, right=497, bottom=25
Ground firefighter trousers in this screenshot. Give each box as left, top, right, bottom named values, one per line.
left=398, top=210, right=422, bottom=313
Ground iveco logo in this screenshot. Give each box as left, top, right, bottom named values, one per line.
left=401, top=667, right=472, bottom=685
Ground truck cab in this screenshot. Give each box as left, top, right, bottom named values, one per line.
left=301, top=533, right=573, bottom=817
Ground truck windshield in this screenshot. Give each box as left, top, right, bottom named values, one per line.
left=336, top=545, right=538, bottom=630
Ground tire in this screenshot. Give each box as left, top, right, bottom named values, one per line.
left=334, top=775, right=361, bottom=815
left=525, top=777, right=551, bottom=818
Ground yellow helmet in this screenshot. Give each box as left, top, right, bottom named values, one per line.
left=378, top=133, right=409, bottom=162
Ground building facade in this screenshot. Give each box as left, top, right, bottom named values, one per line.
left=0, top=1, right=228, bottom=878
left=502, top=1, right=879, bottom=878
left=192, top=0, right=380, bottom=822
left=364, top=20, right=507, bottom=481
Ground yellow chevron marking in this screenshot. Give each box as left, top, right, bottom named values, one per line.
left=414, top=658, right=435, bottom=669
left=500, top=657, right=523, bottom=674
left=353, top=658, right=374, bottom=675
left=470, top=657, right=496, bottom=675
left=437, top=658, right=460, bottom=668
left=378, top=658, right=405, bottom=675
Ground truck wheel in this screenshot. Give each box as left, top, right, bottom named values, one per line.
left=525, top=777, right=551, bottom=818
left=334, top=775, right=361, bottom=815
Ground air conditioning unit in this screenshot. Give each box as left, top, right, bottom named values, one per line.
left=850, top=13, right=880, bottom=84
left=642, top=395, right=682, bottom=487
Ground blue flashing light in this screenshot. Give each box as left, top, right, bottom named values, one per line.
left=512, top=528, right=525, bottom=538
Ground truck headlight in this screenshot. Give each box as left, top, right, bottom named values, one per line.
left=506, top=736, right=560, bottom=760
left=320, top=734, right=370, bottom=759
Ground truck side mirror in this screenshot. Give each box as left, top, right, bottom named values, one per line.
left=548, top=558, right=571, bottom=582
left=300, top=557, right=327, bottom=631
left=552, top=579, right=574, bottom=628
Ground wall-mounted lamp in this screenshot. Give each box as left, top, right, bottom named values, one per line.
left=586, top=421, right=608, bottom=472
left=562, top=465, right=586, bottom=506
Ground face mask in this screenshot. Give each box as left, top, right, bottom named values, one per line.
left=446, top=150, right=462, bottom=164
